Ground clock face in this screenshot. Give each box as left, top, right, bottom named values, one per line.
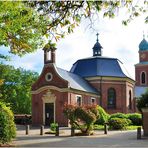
left=141, top=53, right=146, bottom=59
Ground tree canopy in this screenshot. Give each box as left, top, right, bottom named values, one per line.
left=0, top=1, right=147, bottom=56
left=0, top=63, right=39, bottom=114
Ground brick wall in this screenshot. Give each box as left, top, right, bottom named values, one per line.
left=135, top=65, right=148, bottom=86
left=89, top=78, right=135, bottom=114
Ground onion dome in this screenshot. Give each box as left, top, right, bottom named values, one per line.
left=139, top=36, right=148, bottom=51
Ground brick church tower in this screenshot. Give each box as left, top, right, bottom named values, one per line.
left=135, top=35, right=148, bottom=97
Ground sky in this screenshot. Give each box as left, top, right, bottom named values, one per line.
left=0, top=7, right=147, bottom=80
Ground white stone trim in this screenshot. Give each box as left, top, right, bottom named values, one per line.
left=31, top=86, right=99, bottom=97
left=76, top=95, right=82, bottom=106
left=42, top=90, right=56, bottom=125
left=45, top=73, right=53, bottom=82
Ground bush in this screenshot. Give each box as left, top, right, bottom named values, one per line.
left=50, top=123, right=58, bottom=132
left=109, top=113, right=127, bottom=120
left=127, top=113, right=142, bottom=126
left=63, top=104, right=99, bottom=135
left=0, top=102, right=16, bottom=144
left=95, top=106, right=110, bottom=125
left=108, top=117, right=131, bottom=130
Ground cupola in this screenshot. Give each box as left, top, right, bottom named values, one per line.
left=92, top=33, right=103, bottom=56
left=43, top=43, right=56, bottom=64
left=139, top=35, right=148, bottom=51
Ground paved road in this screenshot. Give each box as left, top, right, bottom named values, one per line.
left=13, top=126, right=148, bottom=147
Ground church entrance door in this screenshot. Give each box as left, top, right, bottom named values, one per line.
left=45, top=103, right=54, bottom=126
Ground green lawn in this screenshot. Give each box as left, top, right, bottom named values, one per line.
left=94, top=124, right=142, bottom=131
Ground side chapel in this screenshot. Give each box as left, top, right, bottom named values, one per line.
left=32, top=34, right=135, bottom=126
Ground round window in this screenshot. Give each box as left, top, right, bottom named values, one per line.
left=45, top=73, right=53, bottom=81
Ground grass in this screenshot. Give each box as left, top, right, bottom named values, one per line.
left=126, top=125, right=142, bottom=130
left=94, top=124, right=142, bottom=131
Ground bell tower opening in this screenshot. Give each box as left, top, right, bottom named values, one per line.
left=92, top=33, right=103, bottom=57
left=43, top=44, right=56, bottom=64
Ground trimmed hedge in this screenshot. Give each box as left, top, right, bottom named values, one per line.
left=108, top=117, right=131, bottom=130
left=109, top=113, right=127, bottom=120
left=0, top=102, right=16, bottom=144
left=95, top=106, right=110, bottom=125
left=127, top=113, right=142, bottom=126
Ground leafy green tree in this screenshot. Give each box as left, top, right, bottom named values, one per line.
left=137, top=89, right=148, bottom=112
left=0, top=63, right=38, bottom=114
left=0, top=1, right=147, bottom=55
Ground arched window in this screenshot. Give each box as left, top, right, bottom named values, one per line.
left=141, top=71, right=146, bottom=84
left=129, top=90, right=132, bottom=110
left=107, top=88, right=116, bottom=109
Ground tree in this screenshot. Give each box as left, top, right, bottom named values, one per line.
left=0, top=63, right=38, bottom=114
left=137, top=89, right=148, bottom=112
left=0, top=1, right=147, bottom=55
left=63, top=104, right=99, bottom=135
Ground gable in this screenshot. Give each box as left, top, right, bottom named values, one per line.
left=32, top=64, right=68, bottom=91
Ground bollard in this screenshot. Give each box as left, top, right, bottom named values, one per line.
left=104, top=123, right=108, bottom=134
left=137, top=127, right=141, bottom=139
left=71, top=126, right=75, bottom=136
left=55, top=126, right=59, bottom=136
left=40, top=125, right=44, bottom=135
left=25, top=125, right=29, bottom=135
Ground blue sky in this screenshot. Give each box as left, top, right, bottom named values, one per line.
left=0, top=9, right=147, bottom=80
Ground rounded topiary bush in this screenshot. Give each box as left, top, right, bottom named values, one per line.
left=127, top=113, right=142, bottom=126
left=108, top=117, right=131, bottom=130
left=109, top=112, right=127, bottom=120
left=0, top=102, right=16, bottom=144
left=95, top=106, right=110, bottom=125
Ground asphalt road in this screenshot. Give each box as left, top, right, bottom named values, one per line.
left=13, top=126, right=148, bottom=147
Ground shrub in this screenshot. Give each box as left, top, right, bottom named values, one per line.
left=63, top=104, right=99, bottom=135
left=108, top=117, right=131, bottom=130
left=127, top=113, right=142, bottom=126
left=95, top=106, right=110, bottom=125
left=50, top=123, right=58, bottom=132
left=109, top=112, right=127, bottom=120
left=0, top=102, right=16, bottom=144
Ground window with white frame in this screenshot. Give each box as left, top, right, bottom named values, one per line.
left=76, top=95, right=82, bottom=106
left=91, top=97, right=96, bottom=105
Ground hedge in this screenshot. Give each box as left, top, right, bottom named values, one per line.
left=0, top=102, right=16, bottom=144
left=108, top=117, right=131, bottom=130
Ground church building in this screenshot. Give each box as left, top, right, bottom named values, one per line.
left=31, top=34, right=135, bottom=126
left=135, top=35, right=148, bottom=97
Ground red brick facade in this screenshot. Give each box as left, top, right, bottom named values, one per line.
left=32, top=45, right=135, bottom=126
left=32, top=63, right=99, bottom=126
left=88, top=78, right=135, bottom=114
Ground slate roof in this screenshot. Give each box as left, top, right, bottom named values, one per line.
left=135, top=86, right=148, bottom=98
left=56, top=67, right=99, bottom=94
left=70, top=56, right=132, bottom=79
